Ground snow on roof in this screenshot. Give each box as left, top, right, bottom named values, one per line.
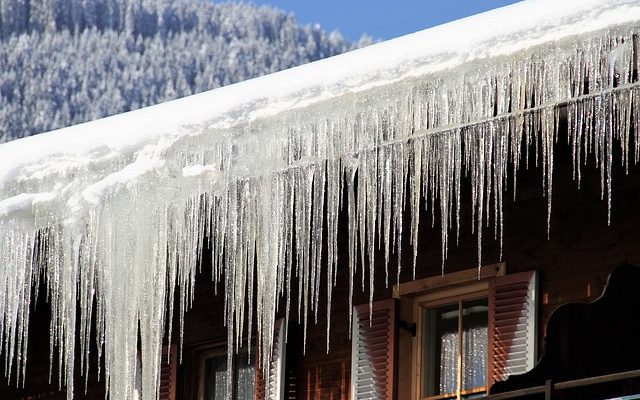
left=1, top=0, right=638, bottom=197
left=1, top=1, right=640, bottom=399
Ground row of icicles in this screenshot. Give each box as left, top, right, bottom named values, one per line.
left=0, top=26, right=638, bottom=400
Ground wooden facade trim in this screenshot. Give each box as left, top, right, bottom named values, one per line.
left=393, top=263, right=506, bottom=299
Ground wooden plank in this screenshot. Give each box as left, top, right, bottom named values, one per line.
left=544, top=379, right=553, bottom=400
left=456, top=301, right=463, bottom=400
left=554, top=369, right=640, bottom=390
left=480, top=369, right=640, bottom=400
left=397, top=299, right=415, bottom=400
left=479, top=385, right=546, bottom=400
left=393, top=263, right=505, bottom=299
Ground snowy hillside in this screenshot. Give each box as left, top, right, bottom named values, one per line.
left=0, top=0, right=369, bottom=142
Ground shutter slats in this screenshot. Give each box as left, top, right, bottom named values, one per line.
left=495, top=289, right=530, bottom=301
left=489, top=271, right=538, bottom=387
left=158, top=344, right=177, bottom=400
left=255, top=360, right=266, bottom=400
left=495, top=322, right=528, bottom=331
left=495, top=303, right=529, bottom=313
left=255, top=318, right=286, bottom=400
left=493, top=312, right=529, bottom=323
left=350, top=299, right=395, bottom=400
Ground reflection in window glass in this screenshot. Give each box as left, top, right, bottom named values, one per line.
left=462, top=299, right=488, bottom=392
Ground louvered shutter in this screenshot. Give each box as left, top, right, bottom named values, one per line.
left=255, top=318, right=286, bottom=400
left=350, top=299, right=396, bottom=400
left=488, top=271, right=538, bottom=386
left=159, top=344, right=177, bottom=400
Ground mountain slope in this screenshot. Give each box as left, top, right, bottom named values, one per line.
left=0, top=0, right=368, bottom=142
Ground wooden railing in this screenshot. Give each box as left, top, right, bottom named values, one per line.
left=479, top=369, right=640, bottom=400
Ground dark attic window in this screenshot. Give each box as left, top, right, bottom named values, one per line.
left=198, top=348, right=255, bottom=400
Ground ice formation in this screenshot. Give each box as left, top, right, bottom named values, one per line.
left=1, top=0, right=640, bottom=399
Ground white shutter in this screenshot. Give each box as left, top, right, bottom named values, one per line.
left=255, top=318, right=286, bottom=400
left=350, top=299, right=396, bottom=400
left=488, top=271, right=538, bottom=386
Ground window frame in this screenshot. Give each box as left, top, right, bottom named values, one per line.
left=414, top=283, right=488, bottom=400
left=392, top=262, right=505, bottom=400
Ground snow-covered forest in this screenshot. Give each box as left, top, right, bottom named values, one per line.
left=0, top=0, right=369, bottom=142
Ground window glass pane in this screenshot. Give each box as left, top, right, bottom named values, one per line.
left=461, top=298, right=488, bottom=391
left=203, top=350, right=255, bottom=400
left=204, top=355, right=227, bottom=400
left=423, top=303, right=459, bottom=397
left=235, top=352, right=255, bottom=400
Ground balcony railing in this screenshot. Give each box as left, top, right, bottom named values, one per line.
left=479, top=369, right=640, bottom=400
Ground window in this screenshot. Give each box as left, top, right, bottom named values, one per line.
left=194, top=318, right=287, bottom=400
left=392, top=264, right=538, bottom=400
left=198, top=349, right=255, bottom=400
left=421, top=296, right=488, bottom=399
left=408, top=270, right=496, bottom=400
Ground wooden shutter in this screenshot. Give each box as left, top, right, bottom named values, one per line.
left=159, top=344, right=178, bottom=400
left=488, top=271, right=538, bottom=386
left=350, top=299, right=396, bottom=400
left=255, top=318, right=287, bottom=400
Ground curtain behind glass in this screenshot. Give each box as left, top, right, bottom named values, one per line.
left=424, top=303, right=459, bottom=397
left=462, top=299, right=488, bottom=391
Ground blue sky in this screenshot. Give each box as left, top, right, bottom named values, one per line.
left=245, top=0, right=523, bottom=42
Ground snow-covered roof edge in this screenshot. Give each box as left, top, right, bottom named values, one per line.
left=2, top=1, right=640, bottom=399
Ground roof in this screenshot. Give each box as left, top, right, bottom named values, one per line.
left=1, top=1, right=639, bottom=399
left=1, top=0, right=638, bottom=207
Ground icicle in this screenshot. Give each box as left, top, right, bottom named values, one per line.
left=345, top=163, right=358, bottom=338
left=409, top=138, right=422, bottom=281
